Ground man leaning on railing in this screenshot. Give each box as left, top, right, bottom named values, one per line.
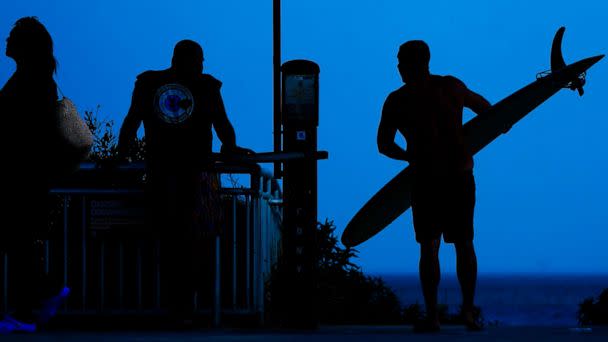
left=116, top=39, right=254, bottom=326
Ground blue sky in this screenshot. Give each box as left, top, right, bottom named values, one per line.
left=1, top=0, right=606, bottom=274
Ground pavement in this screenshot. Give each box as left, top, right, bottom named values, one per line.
left=1, top=325, right=607, bottom=341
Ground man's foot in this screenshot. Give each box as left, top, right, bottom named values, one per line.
left=413, top=318, right=440, bottom=333
left=0, top=315, right=37, bottom=334
left=463, top=310, right=484, bottom=331
left=37, top=286, right=71, bottom=326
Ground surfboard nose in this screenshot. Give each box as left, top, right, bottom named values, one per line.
left=559, top=54, right=604, bottom=81
left=561, top=55, right=603, bottom=96
left=585, top=54, right=605, bottom=67
left=574, top=54, right=604, bottom=70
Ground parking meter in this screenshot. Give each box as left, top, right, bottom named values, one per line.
left=280, top=60, right=320, bottom=328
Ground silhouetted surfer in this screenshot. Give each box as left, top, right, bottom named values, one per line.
left=0, top=17, right=70, bottom=334
left=377, top=40, right=491, bottom=332
left=117, top=40, right=253, bottom=324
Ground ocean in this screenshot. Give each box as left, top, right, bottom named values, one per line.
left=380, top=273, right=608, bottom=326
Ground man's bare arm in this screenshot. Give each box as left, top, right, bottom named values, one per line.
left=377, top=100, right=410, bottom=162
left=463, top=87, right=492, bottom=116
left=213, top=93, right=238, bottom=148
left=213, top=92, right=254, bottom=155
left=462, top=83, right=514, bottom=133
left=117, top=82, right=144, bottom=160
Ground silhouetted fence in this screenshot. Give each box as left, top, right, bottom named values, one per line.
left=0, top=162, right=282, bottom=326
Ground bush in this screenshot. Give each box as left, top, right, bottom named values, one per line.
left=83, top=108, right=145, bottom=163
left=315, top=220, right=403, bottom=324
left=578, top=288, right=608, bottom=325
left=266, top=219, right=485, bottom=326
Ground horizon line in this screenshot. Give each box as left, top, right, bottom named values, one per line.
left=369, top=271, right=608, bottom=277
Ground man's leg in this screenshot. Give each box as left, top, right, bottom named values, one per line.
left=419, top=239, right=441, bottom=327
left=166, top=173, right=205, bottom=321
left=159, top=175, right=196, bottom=321
left=148, top=175, right=186, bottom=320
left=451, top=171, right=481, bottom=329
left=454, top=240, right=480, bottom=329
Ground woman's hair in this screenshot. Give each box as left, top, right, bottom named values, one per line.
left=7, top=17, right=57, bottom=75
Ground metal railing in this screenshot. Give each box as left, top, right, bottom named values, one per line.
left=0, top=162, right=283, bottom=326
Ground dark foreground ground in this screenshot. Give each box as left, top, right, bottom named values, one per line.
left=1, top=326, right=607, bottom=341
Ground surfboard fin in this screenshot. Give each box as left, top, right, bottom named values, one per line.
left=551, top=27, right=567, bottom=72
left=551, top=27, right=586, bottom=95
left=536, top=27, right=602, bottom=96
left=536, top=26, right=591, bottom=96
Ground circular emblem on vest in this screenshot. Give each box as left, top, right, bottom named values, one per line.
left=154, top=83, right=195, bottom=124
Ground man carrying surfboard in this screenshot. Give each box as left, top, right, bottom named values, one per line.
left=377, top=40, right=491, bottom=332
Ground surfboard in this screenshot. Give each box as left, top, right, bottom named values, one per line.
left=341, top=27, right=604, bottom=248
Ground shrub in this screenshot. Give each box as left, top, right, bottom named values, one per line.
left=83, top=108, right=146, bottom=163
left=315, top=220, right=403, bottom=324
left=578, top=288, right=608, bottom=325
left=266, top=219, right=486, bottom=326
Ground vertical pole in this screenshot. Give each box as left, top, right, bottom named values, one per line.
left=252, top=197, right=260, bottom=313
left=258, top=197, right=266, bottom=320
left=100, top=240, right=105, bottom=311
left=44, top=241, right=49, bottom=274
left=232, top=196, right=237, bottom=309
left=245, top=195, right=251, bottom=310
left=63, top=195, right=69, bottom=310
left=119, top=241, right=124, bottom=309
left=136, top=242, right=142, bottom=311
left=154, top=239, right=160, bottom=309
left=273, top=0, right=282, bottom=177
left=81, top=196, right=87, bottom=311
left=3, top=253, right=7, bottom=312
left=214, top=235, right=221, bottom=327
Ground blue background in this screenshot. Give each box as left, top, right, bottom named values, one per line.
left=1, top=0, right=606, bottom=275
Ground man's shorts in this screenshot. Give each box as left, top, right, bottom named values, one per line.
left=411, top=171, right=475, bottom=243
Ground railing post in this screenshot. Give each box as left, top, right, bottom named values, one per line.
left=44, top=240, right=49, bottom=274
left=232, top=196, right=237, bottom=309
left=245, top=194, right=251, bottom=310
left=81, top=195, right=87, bottom=312
left=100, top=239, right=105, bottom=312
left=213, top=234, right=221, bottom=327
left=136, top=240, right=142, bottom=311
left=63, top=195, right=69, bottom=310
left=154, top=239, right=160, bottom=309
left=118, top=241, right=124, bottom=309
left=253, top=195, right=261, bottom=315
left=2, top=252, right=7, bottom=313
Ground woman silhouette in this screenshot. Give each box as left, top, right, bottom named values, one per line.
left=0, top=17, right=69, bottom=334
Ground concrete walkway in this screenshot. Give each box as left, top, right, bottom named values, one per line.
left=1, top=325, right=606, bottom=341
